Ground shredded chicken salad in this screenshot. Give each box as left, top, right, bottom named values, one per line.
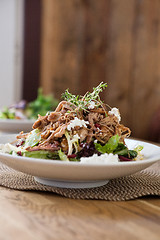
left=0, top=83, right=143, bottom=163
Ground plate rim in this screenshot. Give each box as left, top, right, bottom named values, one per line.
left=0, top=119, right=35, bottom=124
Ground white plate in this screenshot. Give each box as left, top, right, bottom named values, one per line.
left=0, top=119, right=35, bottom=133
left=0, top=134, right=159, bottom=188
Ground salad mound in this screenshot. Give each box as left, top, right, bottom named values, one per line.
left=0, top=88, right=59, bottom=120
left=1, top=83, right=143, bottom=162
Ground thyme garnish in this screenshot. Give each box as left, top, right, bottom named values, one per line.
left=62, top=82, right=108, bottom=111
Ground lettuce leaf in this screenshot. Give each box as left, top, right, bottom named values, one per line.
left=24, top=150, right=59, bottom=159
left=95, top=135, right=138, bottom=159
left=95, top=135, right=120, bottom=154
left=24, top=129, right=41, bottom=148
left=58, top=149, right=69, bottom=161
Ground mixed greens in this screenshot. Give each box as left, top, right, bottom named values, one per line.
left=2, top=132, right=142, bottom=162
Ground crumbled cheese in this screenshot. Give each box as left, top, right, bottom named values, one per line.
left=0, top=143, right=23, bottom=154
left=80, top=153, right=119, bottom=164
left=88, top=101, right=96, bottom=109
left=108, top=107, right=121, bottom=122
left=67, top=117, right=89, bottom=131
left=71, top=134, right=80, bottom=141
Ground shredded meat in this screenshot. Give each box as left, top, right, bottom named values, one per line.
left=60, top=137, right=68, bottom=152
left=17, top=99, right=131, bottom=153
left=32, top=115, right=49, bottom=129
left=48, top=112, right=61, bottom=122
left=76, top=128, right=88, bottom=142
left=26, top=141, right=60, bottom=152
left=87, top=112, right=100, bottom=129
left=55, top=101, right=75, bottom=112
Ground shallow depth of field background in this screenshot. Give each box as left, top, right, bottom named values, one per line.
left=0, top=0, right=160, bottom=142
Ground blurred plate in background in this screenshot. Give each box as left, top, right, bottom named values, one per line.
left=0, top=119, right=34, bottom=133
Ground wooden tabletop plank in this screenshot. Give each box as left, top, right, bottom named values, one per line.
left=0, top=186, right=159, bottom=240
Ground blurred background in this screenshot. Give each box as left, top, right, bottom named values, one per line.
left=0, top=0, right=160, bottom=142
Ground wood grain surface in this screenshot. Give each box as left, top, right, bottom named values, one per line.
left=0, top=186, right=159, bottom=240
left=40, top=0, right=160, bottom=141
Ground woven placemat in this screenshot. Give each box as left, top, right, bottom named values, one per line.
left=0, top=162, right=159, bottom=201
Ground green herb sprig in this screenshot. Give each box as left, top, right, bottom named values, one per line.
left=62, top=82, right=107, bottom=111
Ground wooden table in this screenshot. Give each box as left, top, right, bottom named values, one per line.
left=0, top=186, right=159, bottom=240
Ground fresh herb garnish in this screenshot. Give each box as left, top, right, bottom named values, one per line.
left=62, top=82, right=107, bottom=111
